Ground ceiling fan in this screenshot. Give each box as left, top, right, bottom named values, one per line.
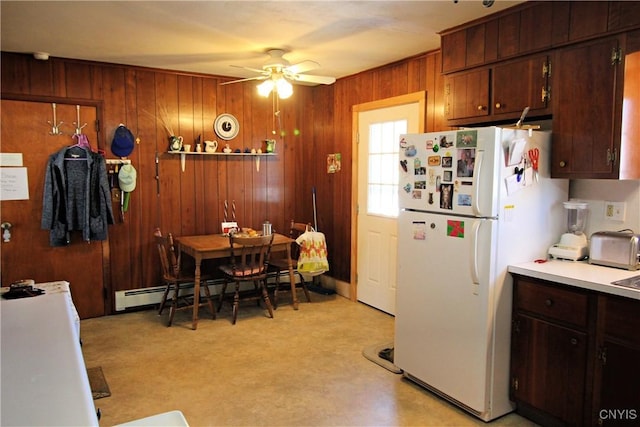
left=220, top=49, right=336, bottom=98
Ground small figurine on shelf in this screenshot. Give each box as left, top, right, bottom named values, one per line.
left=223, top=144, right=232, bottom=153
left=265, top=139, right=276, bottom=153
left=169, top=135, right=183, bottom=152
left=205, top=140, right=218, bottom=153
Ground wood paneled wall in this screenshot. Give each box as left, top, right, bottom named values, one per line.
left=1, top=50, right=444, bottom=313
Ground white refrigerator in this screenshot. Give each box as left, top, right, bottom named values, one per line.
left=394, top=126, right=568, bottom=421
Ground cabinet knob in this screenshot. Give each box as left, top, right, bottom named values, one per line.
left=545, top=298, right=554, bottom=307
left=570, top=338, right=578, bottom=345
left=495, top=102, right=502, bottom=109
left=477, top=105, right=486, bottom=111
left=559, top=161, right=566, bottom=168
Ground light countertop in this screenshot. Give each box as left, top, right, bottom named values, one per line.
left=508, top=260, right=640, bottom=300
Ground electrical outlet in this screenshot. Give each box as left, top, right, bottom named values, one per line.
left=604, top=201, right=626, bottom=221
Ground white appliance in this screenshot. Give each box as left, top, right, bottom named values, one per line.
left=394, top=126, right=568, bottom=421
left=548, top=201, right=590, bottom=261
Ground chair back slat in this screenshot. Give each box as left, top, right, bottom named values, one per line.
left=228, top=234, right=274, bottom=277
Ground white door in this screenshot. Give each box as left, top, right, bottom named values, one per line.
left=354, top=94, right=423, bottom=314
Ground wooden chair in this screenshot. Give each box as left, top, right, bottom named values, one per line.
left=155, top=229, right=215, bottom=327
left=217, top=234, right=275, bottom=324
left=268, top=220, right=312, bottom=309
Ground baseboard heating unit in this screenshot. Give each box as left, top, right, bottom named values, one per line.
left=115, top=286, right=171, bottom=311
left=114, top=279, right=249, bottom=311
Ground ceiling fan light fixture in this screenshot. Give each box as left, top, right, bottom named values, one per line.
left=276, top=78, right=293, bottom=99
left=257, top=79, right=275, bottom=97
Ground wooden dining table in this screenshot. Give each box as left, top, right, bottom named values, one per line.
left=175, top=233, right=299, bottom=330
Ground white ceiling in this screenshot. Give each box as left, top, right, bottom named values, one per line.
left=1, top=1, right=523, bottom=84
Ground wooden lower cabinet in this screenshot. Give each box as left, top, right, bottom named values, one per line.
left=511, top=275, right=640, bottom=426
left=511, top=277, right=594, bottom=426
left=511, top=313, right=589, bottom=425
left=593, top=295, right=640, bottom=426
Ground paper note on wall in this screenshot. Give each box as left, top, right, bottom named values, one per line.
left=0, top=167, right=29, bottom=200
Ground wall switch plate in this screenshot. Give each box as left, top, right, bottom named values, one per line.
left=604, top=201, right=626, bottom=221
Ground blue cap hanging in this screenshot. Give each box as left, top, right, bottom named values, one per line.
left=111, top=124, right=135, bottom=158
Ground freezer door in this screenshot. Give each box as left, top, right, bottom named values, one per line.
left=398, top=128, right=500, bottom=217
left=395, top=210, right=497, bottom=413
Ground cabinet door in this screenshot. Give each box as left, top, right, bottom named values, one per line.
left=444, top=68, right=490, bottom=121
left=441, top=30, right=466, bottom=73
left=492, top=54, right=550, bottom=118
left=593, top=294, right=640, bottom=426
left=597, top=340, right=640, bottom=426
left=569, top=1, right=609, bottom=41
left=511, top=314, right=587, bottom=425
left=552, top=37, right=623, bottom=178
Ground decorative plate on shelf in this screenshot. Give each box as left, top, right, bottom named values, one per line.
left=214, top=113, right=239, bottom=140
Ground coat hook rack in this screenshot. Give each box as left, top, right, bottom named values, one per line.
left=47, top=103, right=65, bottom=135
left=73, top=105, right=87, bottom=135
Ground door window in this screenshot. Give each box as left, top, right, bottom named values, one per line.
left=367, top=120, right=407, bottom=217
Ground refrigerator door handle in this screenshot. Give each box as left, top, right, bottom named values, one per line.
left=472, top=150, right=484, bottom=216
left=470, top=220, right=481, bottom=294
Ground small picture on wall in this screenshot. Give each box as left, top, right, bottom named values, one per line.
left=443, top=170, right=453, bottom=182
left=327, top=153, right=341, bottom=173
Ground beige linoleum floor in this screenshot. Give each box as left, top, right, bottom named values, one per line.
left=81, top=291, right=537, bottom=427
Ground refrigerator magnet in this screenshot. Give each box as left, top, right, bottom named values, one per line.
left=412, top=221, right=426, bottom=240
left=440, top=184, right=453, bottom=209
left=440, top=135, right=454, bottom=148
left=447, top=220, right=465, bottom=238
left=458, top=194, right=472, bottom=207
left=456, top=130, right=477, bottom=148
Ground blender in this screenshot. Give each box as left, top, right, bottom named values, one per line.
left=548, top=201, right=589, bottom=261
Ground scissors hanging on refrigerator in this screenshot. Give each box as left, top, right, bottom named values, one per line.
left=528, top=148, right=539, bottom=182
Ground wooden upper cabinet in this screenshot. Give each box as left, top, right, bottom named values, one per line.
left=444, top=68, right=490, bottom=120
left=569, top=1, right=610, bottom=41
left=441, top=30, right=466, bottom=73
left=466, top=24, right=486, bottom=67
left=519, top=1, right=569, bottom=53
left=492, top=54, right=551, bottom=118
left=498, top=13, right=520, bottom=59
left=441, top=22, right=497, bottom=74
left=608, top=1, right=640, bottom=31
left=552, top=37, right=623, bottom=178
left=441, top=1, right=640, bottom=76
left=619, top=29, right=640, bottom=179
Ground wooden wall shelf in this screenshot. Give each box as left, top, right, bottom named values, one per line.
left=168, top=151, right=275, bottom=156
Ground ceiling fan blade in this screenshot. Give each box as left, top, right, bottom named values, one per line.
left=286, top=60, right=320, bottom=75
left=220, top=76, right=267, bottom=85
left=291, top=74, right=336, bottom=85
left=230, top=65, right=270, bottom=75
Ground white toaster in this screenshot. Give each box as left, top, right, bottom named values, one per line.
left=589, top=231, right=640, bottom=270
